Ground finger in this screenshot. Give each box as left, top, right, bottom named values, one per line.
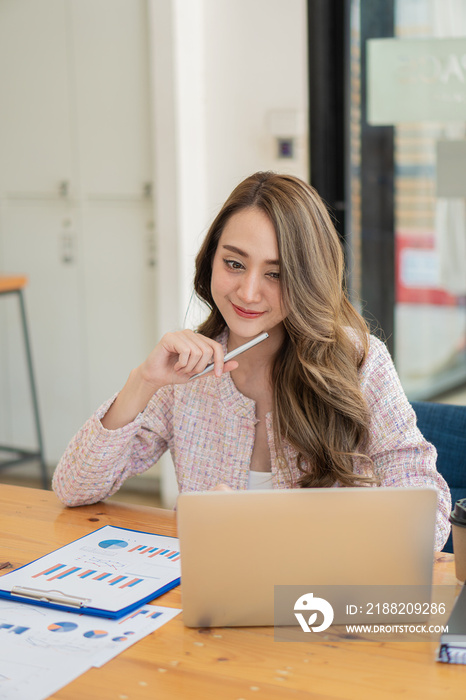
left=168, top=331, right=208, bottom=373
left=173, top=342, right=194, bottom=371
left=211, top=483, right=233, bottom=491
left=170, top=332, right=225, bottom=377
left=161, top=333, right=192, bottom=367
left=189, top=358, right=237, bottom=381
left=223, top=360, right=238, bottom=374
left=183, top=338, right=218, bottom=374
left=189, top=337, right=224, bottom=378
left=186, top=336, right=225, bottom=378
left=209, top=340, right=227, bottom=378
left=179, top=343, right=205, bottom=374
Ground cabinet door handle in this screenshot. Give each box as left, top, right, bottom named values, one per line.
left=147, top=223, right=156, bottom=267
left=60, top=228, right=74, bottom=264
left=59, top=181, right=69, bottom=198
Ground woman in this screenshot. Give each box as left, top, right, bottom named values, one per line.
left=52, top=172, right=451, bottom=549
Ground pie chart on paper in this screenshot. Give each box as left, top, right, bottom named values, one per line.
left=97, top=539, right=129, bottom=550
left=48, top=621, right=78, bottom=633
left=83, top=629, right=108, bottom=639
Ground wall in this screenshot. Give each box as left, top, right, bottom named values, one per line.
left=150, top=0, right=308, bottom=329
left=204, top=0, right=309, bottom=212
left=0, top=0, right=308, bottom=504
left=149, top=0, right=308, bottom=503
left=0, top=0, right=156, bottom=471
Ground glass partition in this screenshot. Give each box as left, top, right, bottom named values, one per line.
left=350, top=0, right=466, bottom=399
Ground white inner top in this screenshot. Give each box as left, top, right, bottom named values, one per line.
left=247, top=470, right=273, bottom=490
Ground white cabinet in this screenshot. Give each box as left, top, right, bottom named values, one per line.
left=80, top=203, right=156, bottom=410
left=0, top=203, right=86, bottom=455
left=0, top=201, right=157, bottom=462
left=0, top=0, right=156, bottom=465
left=71, top=0, right=153, bottom=197
left=0, top=0, right=73, bottom=195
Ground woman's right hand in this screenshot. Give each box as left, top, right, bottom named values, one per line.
left=101, top=330, right=237, bottom=430
left=139, top=329, right=238, bottom=391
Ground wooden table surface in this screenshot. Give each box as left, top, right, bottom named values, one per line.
left=0, top=483, right=464, bottom=699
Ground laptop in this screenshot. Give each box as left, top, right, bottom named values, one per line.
left=176, top=487, right=438, bottom=627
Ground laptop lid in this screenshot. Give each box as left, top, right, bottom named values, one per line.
left=177, top=487, right=437, bottom=627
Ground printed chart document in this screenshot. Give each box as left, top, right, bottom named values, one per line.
left=0, top=598, right=181, bottom=700
left=0, top=525, right=181, bottom=618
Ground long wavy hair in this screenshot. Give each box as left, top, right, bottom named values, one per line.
left=194, top=171, right=376, bottom=487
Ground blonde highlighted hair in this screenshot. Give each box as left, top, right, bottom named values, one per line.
left=194, top=171, right=375, bottom=487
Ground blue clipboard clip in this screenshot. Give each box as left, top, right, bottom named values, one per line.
left=11, top=586, right=91, bottom=608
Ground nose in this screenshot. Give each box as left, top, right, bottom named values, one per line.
left=236, top=270, right=262, bottom=304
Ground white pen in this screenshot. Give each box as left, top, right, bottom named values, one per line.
left=189, top=331, right=269, bottom=380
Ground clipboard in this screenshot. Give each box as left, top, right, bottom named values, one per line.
left=0, top=525, right=181, bottom=619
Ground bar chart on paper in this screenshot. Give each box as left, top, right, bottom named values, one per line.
left=32, top=564, right=144, bottom=589
left=128, top=544, right=181, bottom=562
left=0, top=525, right=181, bottom=616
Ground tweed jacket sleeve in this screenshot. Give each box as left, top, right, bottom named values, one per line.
left=52, top=386, right=174, bottom=506
left=357, top=336, right=451, bottom=551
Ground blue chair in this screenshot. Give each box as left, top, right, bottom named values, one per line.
left=411, top=401, right=466, bottom=553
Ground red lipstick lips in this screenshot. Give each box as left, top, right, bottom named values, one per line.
left=232, top=303, right=265, bottom=319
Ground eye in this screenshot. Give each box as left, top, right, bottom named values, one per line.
left=267, top=271, right=280, bottom=280
left=223, top=258, right=244, bottom=271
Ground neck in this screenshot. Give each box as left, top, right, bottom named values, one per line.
left=227, top=324, right=284, bottom=373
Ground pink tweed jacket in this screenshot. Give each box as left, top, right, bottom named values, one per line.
left=52, top=334, right=451, bottom=550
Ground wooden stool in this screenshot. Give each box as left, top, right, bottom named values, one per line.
left=0, top=275, right=48, bottom=488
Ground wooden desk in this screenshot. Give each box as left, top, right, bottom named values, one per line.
left=0, top=484, right=463, bottom=699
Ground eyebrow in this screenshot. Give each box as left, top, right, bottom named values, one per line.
left=221, top=244, right=279, bottom=266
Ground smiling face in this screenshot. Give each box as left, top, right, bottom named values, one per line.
left=211, top=207, right=286, bottom=347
